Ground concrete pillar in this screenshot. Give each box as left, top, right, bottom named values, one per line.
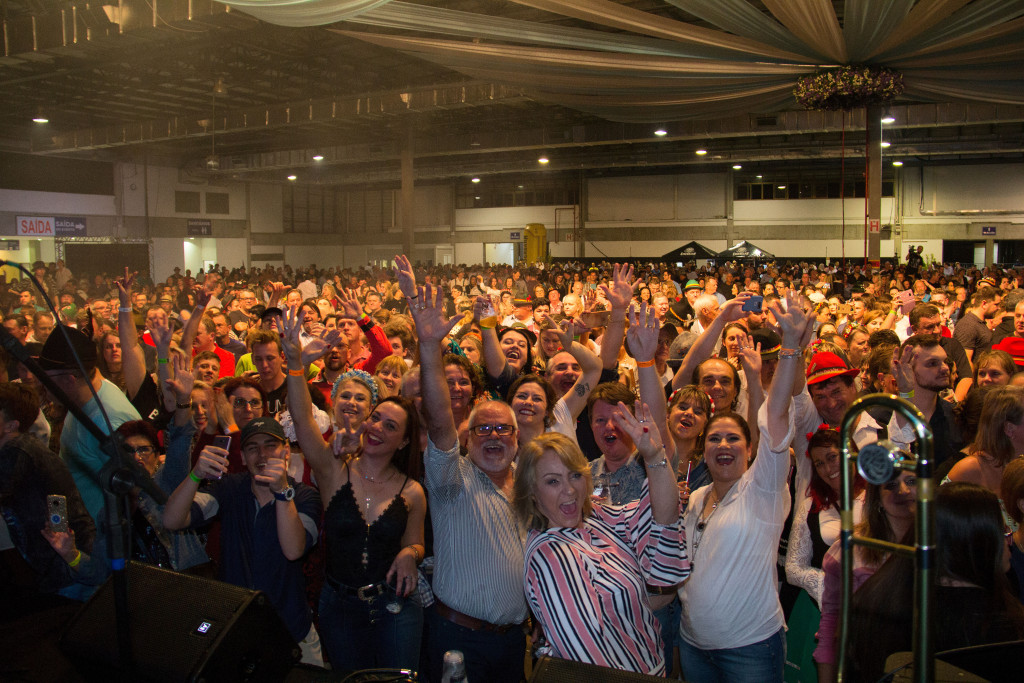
left=985, top=239, right=995, bottom=267
left=866, top=105, right=883, bottom=266
left=400, top=130, right=415, bottom=256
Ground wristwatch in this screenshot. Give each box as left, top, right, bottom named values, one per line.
left=273, top=486, right=295, bottom=502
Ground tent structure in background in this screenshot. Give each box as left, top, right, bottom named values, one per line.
left=663, top=241, right=718, bottom=262
left=716, top=241, right=775, bottom=262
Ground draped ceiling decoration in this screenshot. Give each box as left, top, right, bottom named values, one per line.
left=217, top=0, right=1024, bottom=122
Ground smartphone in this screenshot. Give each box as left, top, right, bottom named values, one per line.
left=213, top=435, right=232, bottom=452
left=47, top=495, right=69, bottom=534
left=741, top=295, right=763, bottom=313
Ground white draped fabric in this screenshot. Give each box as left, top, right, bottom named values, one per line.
left=215, top=0, right=1024, bottom=121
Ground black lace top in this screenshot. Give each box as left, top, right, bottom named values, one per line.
left=324, top=463, right=409, bottom=587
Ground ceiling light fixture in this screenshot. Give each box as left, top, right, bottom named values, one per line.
left=654, top=129, right=667, bottom=137
left=756, top=174, right=763, bottom=179
left=881, top=116, right=896, bottom=124
left=32, top=115, right=49, bottom=124
left=471, top=177, right=481, bottom=183
left=778, top=185, right=787, bottom=190
left=538, top=156, right=549, bottom=164
left=287, top=174, right=297, bottom=181
left=312, top=154, right=324, bottom=161
left=880, top=141, right=891, bottom=148
left=732, top=164, right=742, bottom=170
left=695, top=149, right=708, bottom=156
left=892, top=160, right=903, bottom=167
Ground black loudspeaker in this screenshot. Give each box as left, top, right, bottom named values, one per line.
left=60, top=562, right=300, bottom=682
left=529, top=656, right=668, bottom=683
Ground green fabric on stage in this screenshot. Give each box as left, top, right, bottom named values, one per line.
left=785, top=589, right=820, bottom=683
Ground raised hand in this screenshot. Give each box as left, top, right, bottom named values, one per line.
left=149, top=317, right=173, bottom=354
left=162, top=353, right=195, bottom=412
left=611, top=400, right=665, bottom=463
left=332, top=412, right=365, bottom=457
left=552, top=317, right=585, bottom=352
left=892, top=344, right=917, bottom=394
left=719, top=291, right=754, bottom=323
left=599, top=263, right=636, bottom=311
left=337, top=288, right=364, bottom=320
left=737, top=333, right=762, bottom=376
left=411, top=283, right=461, bottom=345
left=770, top=291, right=813, bottom=346
left=393, top=254, right=418, bottom=299
left=115, top=266, right=135, bottom=307
left=626, top=302, right=660, bottom=362
left=276, top=306, right=304, bottom=365
left=301, top=328, right=343, bottom=367
left=255, top=457, right=290, bottom=494
left=193, top=445, right=229, bottom=480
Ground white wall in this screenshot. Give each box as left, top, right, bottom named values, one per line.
left=734, top=198, right=897, bottom=224
left=454, top=206, right=572, bottom=232
left=588, top=173, right=726, bottom=221
left=0, top=188, right=116, bottom=217
left=455, top=242, right=484, bottom=265
left=914, top=164, right=1024, bottom=214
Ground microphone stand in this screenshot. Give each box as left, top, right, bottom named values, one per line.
left=1, top=265, right=167, bottom=681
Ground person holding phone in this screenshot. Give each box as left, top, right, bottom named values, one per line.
left=163, top=416, right=324, bottom=666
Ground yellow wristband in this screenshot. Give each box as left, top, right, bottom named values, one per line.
left=68, top=550, right=82, bottom=568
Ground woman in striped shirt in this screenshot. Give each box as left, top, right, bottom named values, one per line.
left=512, top=401, right=688, bottom=676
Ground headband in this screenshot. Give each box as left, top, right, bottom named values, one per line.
left=332, top=368, right=379, bottom=407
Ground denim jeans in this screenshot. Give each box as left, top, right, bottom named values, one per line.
left=424, top=605, right=525, bottom=683
left=652, top=596, right=681, bottom=677
left=318, top=581, right=423, bottom=674
left=678, top=628, right=786, bottom=683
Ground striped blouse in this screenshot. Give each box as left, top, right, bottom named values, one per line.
left=524, top=483, right=689, bottom=675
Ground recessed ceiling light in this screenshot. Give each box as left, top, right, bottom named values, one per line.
left=732, top=164, right=742, bottom=170
left=880, top=141, right=891, bottom=148
left=32, top=116, right=49, bottom=123
left=517, top=185, right=524, bottom=189
left=538, top=156, right=549, bottom=164
left=287, top=174, right=297, bottom=181
left=778, top=185, right=786, bottom=190
left=312, top=155, right=324, bottom=161
left=471, top=177, right=480, bottom=183
left=695, top=149, right=708, bottom=156
left=474, top=196, right=480, bottom=200
left=756, top=174, right=763, bottom=179
left=654, top=129, right=667, bottom=137
left=881, top=116, right=896, bottom=124
left=892, top=160, right=903, bottom=167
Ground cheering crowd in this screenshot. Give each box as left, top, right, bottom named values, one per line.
left=3, top=251, right=1024, bottom=682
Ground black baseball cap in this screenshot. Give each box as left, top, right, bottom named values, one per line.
left=239, top=416, right=287, bottom=447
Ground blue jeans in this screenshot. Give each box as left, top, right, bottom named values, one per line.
left=424, top=605, right=525, bottom=683
left=678, top=628, right=786, bottom=683
left=318, top=581, right=423, bottom=673
left=652, top=597, right=681, bottom=677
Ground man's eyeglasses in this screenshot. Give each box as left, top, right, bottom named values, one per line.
left=470, top=424, right=515, bottom=437
left=232, top=398, right=263, bottom=409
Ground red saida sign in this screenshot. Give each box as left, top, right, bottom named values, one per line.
left=16, top=216, right=55, bottom=237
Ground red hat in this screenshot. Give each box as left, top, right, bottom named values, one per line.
left=993, top=337, right=1024, bottom=368
left=806, top=351, right=859, bottom=385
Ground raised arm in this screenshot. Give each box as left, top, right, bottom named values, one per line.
left=278, top=306, right=334, bottom=477
left=396, top=255, right=461, bottom=450
left=177, top=287, right=212, bottom=358
left=672, top=291, right=753, bottom=390
left=766, top=291, right=813, bottom=449
left=149, top=317, right=175, bottom=400
left=736, top=331, right=765, bottom=453
left=627, top=302, right=672, bottom=453
left=612, top=400, right=677, bottom=526
left=115, top=268, right=147, bottom=398
left=474, top=295, right=508, bottom=380
left=156, top=354, right=198, bottom=492
left=551, top=318, right=602, bottom=420
left=598, top=263, right=635, bottom=370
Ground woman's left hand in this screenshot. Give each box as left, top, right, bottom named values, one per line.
left=385, top=550, right=419, bottom=598
left=610, top=400, right=665, bottom=464
left=737, top=333, right=762, bottom=376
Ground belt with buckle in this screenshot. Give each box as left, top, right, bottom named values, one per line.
left=326, top=575, right=387, bottom=601
left=433, top=597, right=523, bottom=634
left=646, top=582, right=682, bottom=596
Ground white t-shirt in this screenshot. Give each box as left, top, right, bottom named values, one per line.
left=679, top=401, right=795, bottom=650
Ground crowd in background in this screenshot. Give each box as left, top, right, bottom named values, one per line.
left=3, top=248, right=1024, bottom=682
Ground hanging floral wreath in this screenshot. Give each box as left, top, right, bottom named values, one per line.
left=794, top=66, right=905, bottom=111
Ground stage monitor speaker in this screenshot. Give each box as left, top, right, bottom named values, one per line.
left=530, top=656, right=668, bottom=683
left=60, top=562, right=300, bottom=682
